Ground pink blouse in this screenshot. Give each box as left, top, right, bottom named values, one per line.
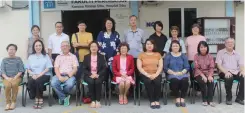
left=91, top=55, right=97, bottom=74
left=120, top=57, right=127, bottom=75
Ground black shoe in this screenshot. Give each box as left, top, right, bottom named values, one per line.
left=180, top=102, right=186, bottom=107
left=175, top=102, right=181, bottom=107
left=235, top=99, right=244, bottom=105
left=150, top=105, right=156, bottom=109
left=155, top=105, right=161, bottom=109
left=226, top=100, right=232, bottom=105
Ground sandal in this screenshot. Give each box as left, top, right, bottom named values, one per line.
left=38, top=99, right=44, bottom=109
left=9, top=102, right=16, bottom=110
left=209, top=102, right=216, bottom=107
left=202, top=102, right=208, bottom=106
left=119, top=95, right=123, bottom=105
left=123, top=96, right=128, bottom=104
left=5, top=104, right=10, bottom=111
left=90, top=101, right=96, bottom=108
left=95, top=101, right=101, bottom=108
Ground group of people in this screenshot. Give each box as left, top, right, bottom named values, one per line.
left=1, top=15, right=244, bottom=111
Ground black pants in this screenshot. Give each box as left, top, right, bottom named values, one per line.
left=28, top=75, right=50, bottom=99
left=141, top=74, right=162, bottom=102
left=219, top=72, right=244, bottom=101
left=51, top=54, right=59, bottom=99
left=85, top=75, right=104, bottom=101
left=189, top=61, right=200, bottom=91
left=170, top=78, right=189, bottom=98
left=195, top=76, right=214, bottom=102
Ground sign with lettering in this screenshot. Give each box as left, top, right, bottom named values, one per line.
left=146, top=22, right=155, bottom=27
left=204, top=19, right=230, bottom=44
left=42, top=0, right=129, bottom=11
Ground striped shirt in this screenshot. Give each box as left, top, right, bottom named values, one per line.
left=216, top=49, right=243, bottom=75
left=1, top=57, right=25, bottom=77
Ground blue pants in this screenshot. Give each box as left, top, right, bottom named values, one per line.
left=51, top=76, right=76, bottom=100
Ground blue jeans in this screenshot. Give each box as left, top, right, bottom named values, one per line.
left=51, top=76, right=76, bottom=100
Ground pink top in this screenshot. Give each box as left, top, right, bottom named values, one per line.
left=215, top=49, right=243, bottom=75
left=194, top=54, right=214, bottom=77
left=185, top=35, right=206, bottom=61
left=91, top=55, right=97, bottom=74
left=54, top=53, right=79, bottom=74
left=120, top=57, right=127, bottom=75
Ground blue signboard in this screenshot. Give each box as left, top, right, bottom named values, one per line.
left=43, top=0, right=55, bottom=9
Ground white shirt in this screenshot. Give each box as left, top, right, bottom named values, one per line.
left=48, top=33, right=69, bottom=54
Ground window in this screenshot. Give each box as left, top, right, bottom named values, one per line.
left=12, top=1, right=28, bottom=10
left=169, top=8, right=181, bottom=37
left=168, top=8, right=197, bottom=38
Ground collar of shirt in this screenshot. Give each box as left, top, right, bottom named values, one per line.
left=153, top=32, right=165, bottom=38
left=60, top=52, right=72, bottom=56
left=55, top=32, right=64, bottom=36
left=224, top=49, right=236, bottom=55
left=129, top=28, right=139, bottom=33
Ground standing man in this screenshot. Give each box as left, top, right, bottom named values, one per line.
left=122, top=15, right=147, bottom=95
left=48, top=21, right=69, bottom=99
left=51, top=41, right=79, bottom=106
left=71, top=20, right=93, bottom=80
left=48, top=21, right=70, bottom=65
left=216, top=38, right=244, bottom=105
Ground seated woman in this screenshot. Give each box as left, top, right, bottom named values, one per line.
left=83, top=41, right=107, bottom=108
left=164, top=40, right=189, bottom=107
left=137, top=39, right=163, bottom=109
left=27, top=40, right=53, bottom=109
left=1, top=44, right=25, bottom=111
left=194, top=41, right=215, bottom=107
left=112, top=42, right=135, bottom=105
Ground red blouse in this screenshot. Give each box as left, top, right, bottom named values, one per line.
left=194, top=53, right=214, bottom=77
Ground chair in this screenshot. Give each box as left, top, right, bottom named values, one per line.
left=108, top=72, right=136, bottom=106
left=138, top=75, right=165, bottom=106
left=80, top=80, right=107, bottom=106
left=0, top=75, right=26, bottom=107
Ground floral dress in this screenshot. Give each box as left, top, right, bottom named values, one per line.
left=97, top=31, right=121, bottom=66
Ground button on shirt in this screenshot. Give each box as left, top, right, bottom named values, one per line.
left=122, top=28, right=146, bottom=58
left=27, top=54, right=53, bottom=76
left=215, top=49, right=243, bottom=75
left=54, top=53, right=79, bottom=74
left=48, top=33, right=70, bottom=54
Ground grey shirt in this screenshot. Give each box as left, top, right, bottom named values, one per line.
left=122, top=28, right=147, bottom=58
left=1, top=57, right=25, bottom=77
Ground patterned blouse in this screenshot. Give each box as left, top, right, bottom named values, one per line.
left=97, top=31, right=121, bottom=65
left=194, top=53, right=214, bottom=77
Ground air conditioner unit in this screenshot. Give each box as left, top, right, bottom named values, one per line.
left=0, top=0, right=5, bottom=8
left=142, top=1, right=160, bottom=6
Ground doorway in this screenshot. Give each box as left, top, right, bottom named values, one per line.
left=62, top=10, right=110, bottom=40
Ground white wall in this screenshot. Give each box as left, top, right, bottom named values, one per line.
left=0, top=1, right=29, bottom=61
left=235, top=4, right=244, bottom=58
left=40, top=11, right=61, bottom=47
left=139, top=1, right=226, bottom=38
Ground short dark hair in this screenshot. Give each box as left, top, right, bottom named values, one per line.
left=6, top=44, right=17, bottom=51
left=55, top=21, right=63, bottom=27
left=197, top=41, right=209, bottom=55
left=89, top=41, right=100, bottom=53
left=153, top=21, right=163, bottom=31
left=102, top=17, right=116, bottom=33
left=32, top=40, right=47, bottom=56
left=77, top=20, right=86, bottom=26
left=31, top=25, right=40, bottom=32
left=192, top=23, right=201, bottom=29
left=118, top=42, right=130, bottom=53
left=129, top=15, right=137, bottom=19
left=143, top=39, right=157, bottom=52
left=170, top=26, right=179, bottom=32
left=169, top=40, right=182, bottom=52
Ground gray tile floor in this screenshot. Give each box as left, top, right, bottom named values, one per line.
left=0, top=83, right=243, bottom=113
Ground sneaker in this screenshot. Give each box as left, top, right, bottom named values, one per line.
left=58, top=99, right=64, bottom=105
left=64, top=95, right=71, bottom=106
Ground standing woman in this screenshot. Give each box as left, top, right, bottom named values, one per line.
left=1, top=44, right=25, bottom=111
left=27, top=40, right=53, bottom=109
left=194, top=41, right=215, bottom=106
left=97, top=17, right=121, bottom=66
left=164, top=26, right=186, bottom=54
left=185, top=24, right=206, bottom=92
left=27, top=25, right=44, bottom=57
left=83, top=41, right=107, bottom=108
left=164, top=40, right=190, bottom=107
left=137, top=39, right=163, bottom=109
left=112, top=42, right=135, bottom=104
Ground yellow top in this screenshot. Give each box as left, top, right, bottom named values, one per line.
left=71, top=32, right=93, bottom=62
